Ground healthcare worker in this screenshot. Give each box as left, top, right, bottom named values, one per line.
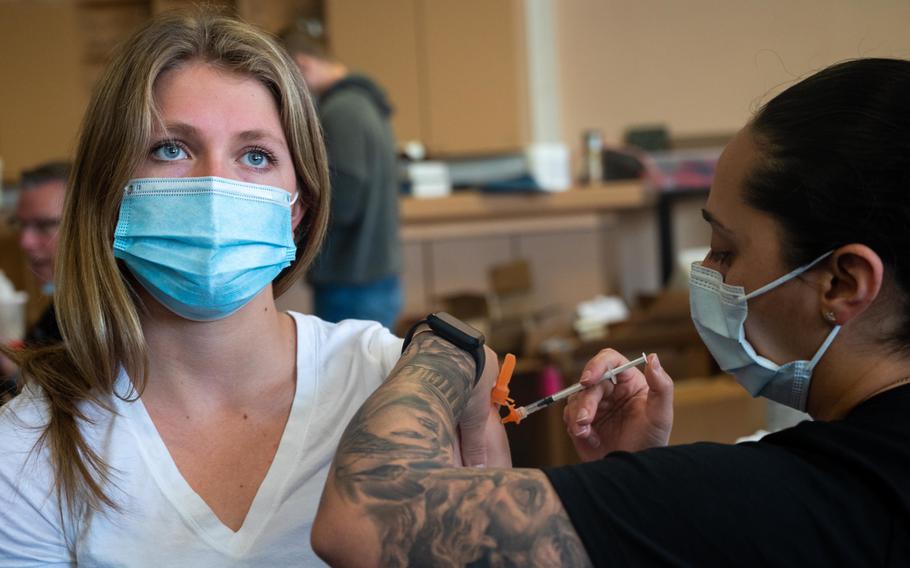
left=312, top=58, right=910, bottom=567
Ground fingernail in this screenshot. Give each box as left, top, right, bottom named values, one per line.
left=472, top=463, right=486, bottom=469
left=576, top=409, right=588, bottom=423
left=575, top=425, right=589, bottom=437
left=651, top=354, right=662, bottom=372
left=580, top=370, right=592, bottom=383
left=587, top=435, right=601, bottom=449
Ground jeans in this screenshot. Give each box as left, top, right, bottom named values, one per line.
left=312, top=275, right=402, bottom=330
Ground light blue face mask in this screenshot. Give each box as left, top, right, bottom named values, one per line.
left=689, top=252, right=841, bottom=411
left=113, top=176, right=298, bottom=321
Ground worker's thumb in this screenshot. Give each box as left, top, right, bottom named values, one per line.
left=644, top=353, right=674, bottom=431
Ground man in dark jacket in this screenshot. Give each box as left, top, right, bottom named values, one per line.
left=282, top=24, right=403, bottom=330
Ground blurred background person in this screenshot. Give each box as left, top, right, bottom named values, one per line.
left=12, top=161, right=68, bottom=344
left=0, top=161, right=68, bottom=402
left=281, top=22, right=403, bottom=331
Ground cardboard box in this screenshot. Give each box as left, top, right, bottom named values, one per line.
left=560, top=290, right=714, bottom=381
left=670, top=375, right=767, bottom=445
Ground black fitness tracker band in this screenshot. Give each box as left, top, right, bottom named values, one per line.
left=401, top=312, right=486, bottom=386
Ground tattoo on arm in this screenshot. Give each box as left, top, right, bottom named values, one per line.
left=394, top=331, right=476, bottom=414
left=331, top=332, right=592, bottom=566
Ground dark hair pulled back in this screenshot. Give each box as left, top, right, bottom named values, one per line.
left=747, top=58, right=910, bottom=346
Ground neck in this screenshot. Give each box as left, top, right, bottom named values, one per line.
left=316, top=64, right=348, bottom=95
left=807, top=330, right=910, bottom=420
left=138, top=287, right=297, bottom=410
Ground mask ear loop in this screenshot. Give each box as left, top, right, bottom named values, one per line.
left=794, top=323, right=842, bottom=410
left=744, top=251, right=835, bottom=301
left=290, top=191, right=300, bottom=205
left=809, top=325, right=841, bottom=367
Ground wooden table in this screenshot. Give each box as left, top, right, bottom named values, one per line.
left=401, top=181, right=652, bottom=225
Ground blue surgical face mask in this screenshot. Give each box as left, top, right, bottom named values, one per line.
left=113, top=176, right=298, bottom=321
left=689, top=252, right=841, bottom=411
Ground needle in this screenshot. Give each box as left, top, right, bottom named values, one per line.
left=512, top=353, right=647, bottom=422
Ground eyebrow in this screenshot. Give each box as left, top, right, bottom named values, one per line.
left=701, top=208, right=736, bottom=237
left=235, top=129, right=286, bottom=146
left=159, top=122, right=199, bottom=139
left=157, top=123, right=284, bottom=146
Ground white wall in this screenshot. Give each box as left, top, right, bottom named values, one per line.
left=556, top=0, right=910, bottom=149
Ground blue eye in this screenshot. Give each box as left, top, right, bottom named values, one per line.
left=152, top=142, right=188, bottom=161
left=241, top=149, right=272, bottom=169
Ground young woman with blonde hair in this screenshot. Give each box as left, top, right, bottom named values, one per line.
left=0, top=10, right=505, bottom=565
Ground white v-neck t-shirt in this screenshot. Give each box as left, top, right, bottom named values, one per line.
left=0, top=312, right=402, bottom=567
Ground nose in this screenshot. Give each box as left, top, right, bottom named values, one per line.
left=19, top=226, right=42, bottom=252
left=190, top=156, right=228, bottom=179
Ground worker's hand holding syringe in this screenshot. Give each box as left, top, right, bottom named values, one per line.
left=562, top=350, right=674, bottom=462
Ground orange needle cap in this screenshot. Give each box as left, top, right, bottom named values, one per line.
left=491, top=353, right=517, bottom=406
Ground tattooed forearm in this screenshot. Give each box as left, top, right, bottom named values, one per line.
left=395, top=330, right=476, bottom=415
left=324, top=329, right=592, bottom=567
left=370, top=468, right=591, bottom=567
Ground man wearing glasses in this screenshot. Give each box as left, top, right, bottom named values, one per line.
left=1, top=161, right=68, bottom=401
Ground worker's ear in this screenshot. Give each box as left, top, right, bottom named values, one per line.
left=818, top=244, right=883, bottom=326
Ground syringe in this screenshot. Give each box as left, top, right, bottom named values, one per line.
left=504, top=353, right=647, bottom=423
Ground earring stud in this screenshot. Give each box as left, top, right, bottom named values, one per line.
left=823, top=311, right=837, bottom=324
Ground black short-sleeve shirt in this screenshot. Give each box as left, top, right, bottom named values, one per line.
left=544, top=385, right=910, bottom=567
